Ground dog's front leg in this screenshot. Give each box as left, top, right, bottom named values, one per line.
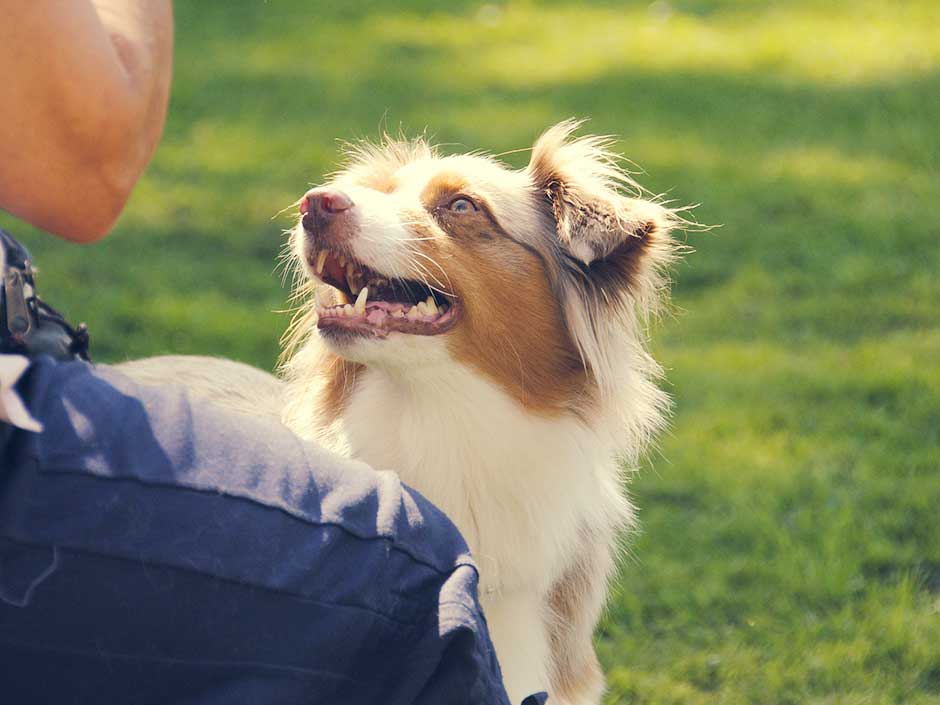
left=482, top=590, right=552, bottom=705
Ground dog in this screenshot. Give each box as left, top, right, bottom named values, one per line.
left=279, top=120, right=681, bottom=704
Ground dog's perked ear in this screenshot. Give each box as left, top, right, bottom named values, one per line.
left=526, top=120, right=675, bottom=294
left=525, top=121, right=680, bottom=413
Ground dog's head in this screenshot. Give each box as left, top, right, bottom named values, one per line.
left=286, top=121, right=680, bottom=418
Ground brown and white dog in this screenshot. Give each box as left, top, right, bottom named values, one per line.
left=280, top=121, right=680, bottom=705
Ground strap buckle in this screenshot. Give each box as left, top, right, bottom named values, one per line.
left=4, top=267, right=33, bottom=344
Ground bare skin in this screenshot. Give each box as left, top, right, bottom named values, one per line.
left=0, top=1, right=173, bottom=243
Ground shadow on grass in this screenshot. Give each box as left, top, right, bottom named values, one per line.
left=168, top=52, right=940, bottom=167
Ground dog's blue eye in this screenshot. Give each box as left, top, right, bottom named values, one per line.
left=448, top=197, right=476, bottom=213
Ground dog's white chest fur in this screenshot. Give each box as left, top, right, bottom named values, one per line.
left=330, top=360, right=630, bottom=597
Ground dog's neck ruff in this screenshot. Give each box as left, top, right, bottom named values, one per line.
left=301, top=350, right=634, bottom=596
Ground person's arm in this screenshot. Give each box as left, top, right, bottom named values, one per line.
left=0, top=0, right=173, bottom=243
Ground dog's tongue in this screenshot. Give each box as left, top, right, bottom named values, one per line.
left=363, top=300, right=410, bottom=313
left=317, top=301, right=459, bottom=338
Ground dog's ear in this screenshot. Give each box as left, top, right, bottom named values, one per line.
left=526, top=121, right=680, bottom=413
left=526, top=120, right=671, bottom=275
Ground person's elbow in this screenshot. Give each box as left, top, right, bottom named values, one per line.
left=35, top=180, right=131, bottom=244
left=11, top=162, right=134, bottom=245
left=49, top=114, right=156, bottom=244
left=57, top=159, right=140, bottom=244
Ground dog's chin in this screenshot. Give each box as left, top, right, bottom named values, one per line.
left=316, top=317, right=457, bottom=369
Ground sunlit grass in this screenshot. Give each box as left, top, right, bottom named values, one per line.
left=364, top=1, right=940, bottom=86
left=2, top=1, right=938, bottom=702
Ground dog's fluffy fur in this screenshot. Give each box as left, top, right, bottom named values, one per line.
left=280, top=121, right=680, bottom=704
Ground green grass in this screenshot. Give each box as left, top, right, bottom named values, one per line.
left=3, top=1, right=939, bottom=702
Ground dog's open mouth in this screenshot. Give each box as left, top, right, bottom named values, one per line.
left=307, top=247, right=458, bottom=338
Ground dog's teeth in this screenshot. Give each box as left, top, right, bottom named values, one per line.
left=343, top=304, right=355, bottom=317
left=416, top=301, right=429, bottom=316
left=354, top=287, right=368, bottom=314
left=346, top=263, right=359, bottom=294
left=315, top=250, right=328, bottom=275
left=406, top=306, right=420, bottom=321
left=392, top=310, right=405, bottom=318
left=425, top=296, right=435, bottom=310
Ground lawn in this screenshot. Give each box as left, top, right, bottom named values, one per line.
left=3, top=1, right=939, bottom=702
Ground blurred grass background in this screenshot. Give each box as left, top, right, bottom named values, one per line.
left=3, top=1, right=939, bottom=702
